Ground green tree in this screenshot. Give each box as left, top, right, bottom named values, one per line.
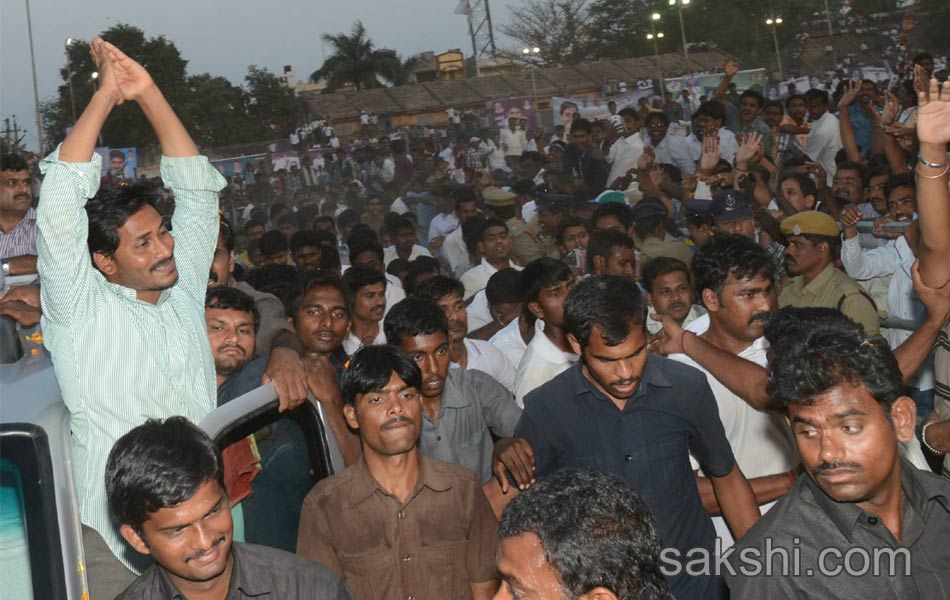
left=245, top=66, right=307, bottom=137
left=184, top=74, right=257, bottom=147
left=309, top=21, right=399, bottom=92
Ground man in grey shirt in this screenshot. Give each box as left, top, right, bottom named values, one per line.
left=726, top=314, right=950, bottom=599
left=385, top=297, right=522, bottom=482
left=107, top=417, right=353, bottom=600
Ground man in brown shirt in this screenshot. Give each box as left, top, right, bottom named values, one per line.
left=297, top=345, right=499, bottom=600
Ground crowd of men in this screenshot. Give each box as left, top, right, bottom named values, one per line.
left=1, top=36, right=950, bottom=600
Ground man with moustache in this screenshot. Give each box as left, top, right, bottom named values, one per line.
left=205, top=286, right=266, bottom=404
left=0, top=153, right=37, bottom=273
left=779, top=211, right=879, bottom=335
left=667, top=235, right=800, bottom=549
left=107, top=418, right=353, bottom=600
left=297, top=345, right=499, bottom=600
left=725, top=320, right=950, bottom=599
left=384, top=297, right=521, bottom=483
left=642, top=257, right=706, bottom=335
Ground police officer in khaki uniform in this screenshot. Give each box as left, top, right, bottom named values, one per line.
left=778, top=211, right=880, bottom=335
left=483, top=185, right=546, bottom=265
left=631, top=200, right=695, bottom=267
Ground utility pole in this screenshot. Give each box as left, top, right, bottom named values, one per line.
left=25, top=0, right=44, bottom=152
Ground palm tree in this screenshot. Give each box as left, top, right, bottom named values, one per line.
left=310, top=21, right=396, bottom=92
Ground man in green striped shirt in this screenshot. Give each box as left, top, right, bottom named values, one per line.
left=36, top=38, right=227, bottom=598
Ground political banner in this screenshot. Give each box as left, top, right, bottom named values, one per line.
left=94, top=146, right=138, bottom=181
left=211, top=154, right=267, bottom=184
left=551, top=89, right=653, bottom=128
left=489, top=96, right=538, bottom=131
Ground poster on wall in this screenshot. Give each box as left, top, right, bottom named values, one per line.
left=551, top=89, right=653, bottom=129
left=94, top=147, right=138, bottom=181
left=211, top=154, right=267, bottom=184
left=489, top=96, right=538, bottom=131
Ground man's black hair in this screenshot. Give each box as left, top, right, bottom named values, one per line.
left=499, top=469, right=671, bottom=600
left=86, top=183, right=160, bottom=259
left=912, top=52, right=933, bottom=66
left=400, top=256, right=438, bottom=294
left=318, top=245, right=342, bottom=272
left=644, top=111, right=670, bottom=127
left=289, top=230, right=325, bottom=254
left=764, top=306, right=854, bottom=358
left=413, top=275, right=465, bottom=303
left=242, top=264, right=299, bottom=301
left=285, top=269, right=354, bottom=317
left=270, top=202, right=288, bottom=218
left=592, top=203, right=633, bottom=230
left=739, top=89, right=766, bottom=108
left=836, top=161, right=869, bottom=188
left=766, top=313, right=902, bottom=412
left=696, top=100, right=726, bottom=123
left=348, top=235, right=385, bottom=264
left=205, top=286, right=260, bottom=332
left=779, top=173, right=820, bottom=202
left=486, top=267, right=524, bottom=306
left=313, top=215, right=336, bottom=232
left=555, top=216, right=592, bottom=247
left=462, top=215, right=488, bottom=256
left=337, top=208, right=360, bottom=230
left=617, top=107, right=640, bottom=121
left=569, top=118, right=593, bottom=134
left=764, top=99, right=784, bottom=115
left=340, top=345, right=423, bottom=406
left=258, top=230, right=288, bottom=257
left=803, top=89, right=829, bottom=105
left=106, top=417, right=224, bottom=534
left=633, top=215, right=665, bottom=242
left=243, top=220, right=265, bottom=235
left=311, top=229, right=339, bottom=248
left=785, top=94, right=807, bottom=110
left=1, top=153, right=29, bottom=172
left=585, top=229, right=635, bottom=273
left=520, top=258, right=572, bottom=304
left=884, top=172, right=916, bottom=199
left=478, top=218, right=509, bottom=244
left=641, top=257, right=691, bottom=295
left=109, top=149, right=125, bottom=162
left=277, top=214, right=297, bottom=228
left=383, top=297, right=449, bottom=346
left=219, top=217, right=235, bottom=252
left=386, top=215, right=415, bottom=237
left=691, top=233, right=775, bottom=298
left=343, top=265, right=387, bottom=295
left=564, top=275, right=646, bottom=348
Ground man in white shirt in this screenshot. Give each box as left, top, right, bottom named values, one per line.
left=383, top=215, right=432, bottom=266
left=415, top=276, right=517, bottom=390
left=440, top=188, right=479, bottom=275
left=341, top=267, right=388, bottom=355
left=667, top=235, right=800, bottom=550
left=500, top=117, right=528, bottom=170
left=804, top=89, right=842, bottom=187
left=346, top=234, right=406, bottom=316
left=512, top=258, right=579, bottom=406
left=685, top=100, right=739, bottom=166
left=606, top=108, right=646, bottom=188
left=460, top=218, right=523, bottom=301
left=427, top=184, right=459, bottom=246
left=643, top=112, right=696, bottom=175
left=641, top=256, right=707, bottom=335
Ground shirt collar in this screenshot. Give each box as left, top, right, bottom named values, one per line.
left=566, top=352, right=672, bottom=402
left=799, top=263, right=835, bottom=296
left=347, top=453, right=454, bottom=508
left=227, top=543, right=271, bottom=597
left=440, top=368, right=472, bottom=409
left=530, top=321, right=579, bottom=365
left=804, top=457, right=950, bottom=543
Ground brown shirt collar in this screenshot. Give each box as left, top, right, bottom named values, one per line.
left=346, top=453, right=455, bottom=509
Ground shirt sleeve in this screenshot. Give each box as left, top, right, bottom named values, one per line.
left=162, top=155, right=226, bottom=302
left=466, top=482, right=499, bottom=584
left=686, top=377, right=736, bottom=478
left=36, top=146, right=103, bottom=324
left=513, top=404, right=557, bottom=477
left=840, top=236, right=899, bottom=280
left=839, top=291, right=881, bottom=336
left=250, top=288, right=295, bottom=357
left=471, top=369, right=522, bottom=438
left=296, top=493, right=345, bottom=577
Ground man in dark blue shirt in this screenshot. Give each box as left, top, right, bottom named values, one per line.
left=490, top=275, right=760, bottom=600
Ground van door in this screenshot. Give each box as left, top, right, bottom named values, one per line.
left=199, top=384, right=345, bottom=553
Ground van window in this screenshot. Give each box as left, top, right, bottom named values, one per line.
left=215, top=402, right=334, bottom=553
left=0, top=457, right=34, bottom=600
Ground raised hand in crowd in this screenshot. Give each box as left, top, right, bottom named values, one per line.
left=698, top=134, right=720, bottom=177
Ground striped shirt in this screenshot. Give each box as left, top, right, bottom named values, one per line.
left=37, top=147, right=226, bottom=572
left=0, top=206, right=37, bottom=260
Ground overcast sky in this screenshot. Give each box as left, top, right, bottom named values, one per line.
left=1, top=0, right=519, bottom=152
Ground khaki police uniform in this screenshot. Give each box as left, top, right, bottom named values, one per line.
left=779, top=263, right=880, bottom=335
left=639, top=236, right=694, bottom=268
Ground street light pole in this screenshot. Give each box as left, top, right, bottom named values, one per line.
left=647, top=13, right=666, bottom=97
left=521, top=47, right=540, bottom=107
left=766, top=18, right=784, bottom=82
left=65, top=38, right=78, bottom=124
left=669, top=0, right=691, bottom=73
left=24, top=0, right=44, bottom=152
left=822, top=0, right=838, bottom=67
